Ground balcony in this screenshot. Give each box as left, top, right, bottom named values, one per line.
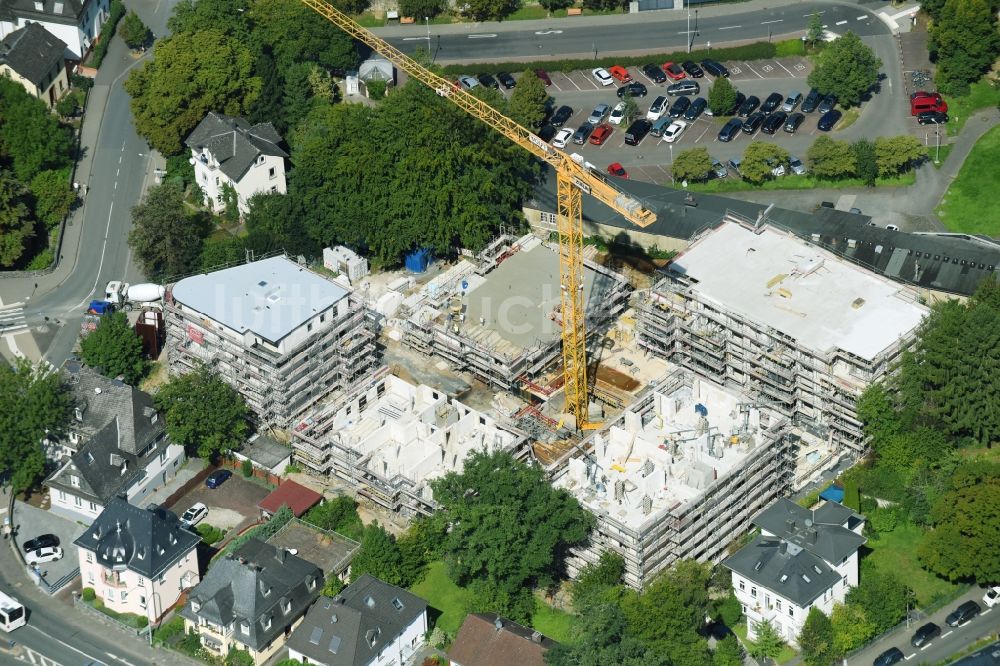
left=102, top=572, right=127, bottom=588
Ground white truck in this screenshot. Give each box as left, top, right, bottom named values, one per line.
left=104, top=281, right=165, bottom=311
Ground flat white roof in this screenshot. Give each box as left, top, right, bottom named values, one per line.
left=670, top=223, right=928, bottom=361
left=172, top=256, right=349, bottom=343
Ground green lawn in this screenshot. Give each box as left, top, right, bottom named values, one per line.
left=928, top=142, right=954, bottom=168
left=942, top=79, right=1000, bottom=136
left=409, top=561, right=473, bottom=636
left=532, top=599, right=576, bottom=643
left=732, top=620, right=798, bottom=664
left=864, top=522, right=959, bottom=607
left=936, top=124, right=1000, bottom=236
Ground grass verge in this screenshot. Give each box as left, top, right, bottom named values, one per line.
left=686, top=172, right=915, bottom=193
left=836, top=107, right=861, bottom=131
left=935, top=124, right=1000, bottom=236
left=773, top=38, right=807, bottom=57
left=409, top=561, right=473, bottom=636
left=532, top=598, right=576, bottom=643
left=928, top=143, right=954, bottom=168
left=864, top=522, right=959, bottom=607
left=942, top=79, right=1000, bottom=136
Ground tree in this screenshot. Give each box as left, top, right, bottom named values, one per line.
left=506, top=70, right=549, bottom=129
left=350, top=523, right=407, bottom=586
left=846, top=563, right=913, bottom=633
left=0, top=169, right=32, bottom=268
left=302, top=495, right=363, bottom=540
left=749, top=619, right=785, bottom=662
left=850, top=138, right=878, bottom=187
left=708, top=77, right=738, bottom=116
left=671, top=147, right=713, bottom=183
left=248, top=48, right=286, bottom=132
left=124, top=29, right=261, bottom=155
left=621, top=98, right=640, bottom=125
left=740, top=142, right=789, bottom=184
left=250, top=0, right=360, bottom=73
left=154, top=366, right=251, bottom=459
left=918, top=472, right=1000, bottom=583
left=0, top=78, right=73, bottom=182
left=29, top=170, right=76, bottom=230
left=540, top=0, right=573, bottom=10
left=80, top=311, right=147, bottom=384
left=799, top=607, right=838, bottom=666
left=572, top=551, right=625, bottom=609
left=128, top=181, right=209, bottom=281
left=712, top=635, right=743, bottom=666
left=546, top=602, right=669, bottom=666
left=806, top=136, right=856, bottom=179
left=168, top=0, right=252, bottom=40
left=807, top=32, right=881, bottom=108
left=243, top=192, right=312, bottom=257
left=875, top=135, right=925, bottom=177
left=118, top=10, right=150, bottom=50
left=806, top=12, right=824, bottom=45
left=931, top=0, right=1000, bottom=96
left=830, top=603, right=876, bottom=654
left=400, top=0, right=446, bottom=18
left=331, top=0, right=371, bottom=13
left=461, top=0, right=521, bottom=20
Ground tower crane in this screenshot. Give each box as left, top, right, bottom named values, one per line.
left=300, top=0, right=658, bottom=428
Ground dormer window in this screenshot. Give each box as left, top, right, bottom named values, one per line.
left=282, top=599, right=292, bottom=615
left=262, top=616, right=271, bottom=630
left=53, top=1, right=62, bottom=11
left=33, top=1, right=42, bottom=10
left=191, top=600, right=201, bottom=612
left=75, top=407, right=84, bottom=421
left=71, top=475, right=80, bottom=488
left=256, top=155, right=265, bottom=165
left=392, top=597, right=404, bottom=611
left=69, top=431, right=79, bottom=444
left=307, top=576, right=316, bottom=590
left=241, top=621, right=250, bottom=634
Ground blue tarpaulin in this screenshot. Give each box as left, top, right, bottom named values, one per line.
left=404, top=248, right=432, bottom=273
left=819, top=484, right=845, bottom=503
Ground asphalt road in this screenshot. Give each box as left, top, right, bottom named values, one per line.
left=379, top=1, right=891, bottom=62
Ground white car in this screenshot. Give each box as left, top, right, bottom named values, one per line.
left=646, top=95, right=668, bottom=121
left=181, top=502, right=209, bottom=528
left=609, top=102, right=627, bottom=126
left=984, top=586, right=1000, bottom=608
left=592, top=68, right=614, bottom=87
left=552, top=128, right=573, bottom=149
left=26, top=546, right=63, bottom=565
left=661, top=120, right=687, bottom=143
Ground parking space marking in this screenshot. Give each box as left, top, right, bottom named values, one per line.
left=794, top=63, right=807, bottom=71
left=693, top=125, right=711, bottom=143
left=835, top=19, right=848, bottom=25
left=761, top=64, right=774, bottom=73
left=468, top=34, right=497, bottom=38
left=564, top=75, right=582, bottom=91
left=742, top=62, right=764, bottom=78
left=941, top=631, right=953, bottom=638
left=719, top=25, right=742, bottom=30
left=905, top=654, right=916, bottom=661
left=921, top=644, right=932, bottom=650
left=856, top=14, right=868, bottom=20
left=729, top=66, right=742, bottom=75
left=775, top=60, right=794, bottom=76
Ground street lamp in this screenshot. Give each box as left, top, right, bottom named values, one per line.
left=425, top=16, right=430, bottom=53
left=935, top=126, right=941, bottom=164
left=686, top=5, right=691, bottom=53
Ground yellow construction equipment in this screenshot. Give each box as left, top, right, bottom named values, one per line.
left=300, top=0, right=657, bottom=428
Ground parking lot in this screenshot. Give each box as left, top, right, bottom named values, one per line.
left=166, top=472, right=271, bottom=534
left=12, top=497, right=86, bottom=586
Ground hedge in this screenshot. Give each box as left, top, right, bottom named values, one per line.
left=90, top=0, right=126, bottom=69
left=441, top=41, right=778, bottom=76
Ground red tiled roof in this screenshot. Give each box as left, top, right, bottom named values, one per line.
left=447, top=613, right=556, bottom=666
left=257, top=480, right=322, bottom=517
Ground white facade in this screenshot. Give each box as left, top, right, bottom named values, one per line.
left=192, top=149, right=286, bottom=215
left=0, top=0, right=110, bottom=59
left=323, top=246, right=369, bottom=285
left=287, top=611, right=426, bottom=666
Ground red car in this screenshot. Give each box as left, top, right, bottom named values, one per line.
left=534, top=69, right=552, bottom=86
left=589, top=123, right=613, bottom=145
left=607, top=162, right=628, bottom=178
left=609, top=65, right=632, bottom=83
left=662, top=62, right=686, bottom=81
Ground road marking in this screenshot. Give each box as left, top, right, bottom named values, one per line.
left=467, top=34, right=496, bottom=38
left=534, top=29, right=563, bottom=34
left=719, top=25, right=741, bottom=30
left=743, top=61, right=764, bottom=78
left=761, top=19, right=783, bottom=24
left=836, top=19, right=848, bottom=25
left=804, top=10, right=825, bottom=15
left=105, top=653, right=136, bottom=666
left=401, top=37, right=427, bottom=41
left=794, top=63, right=806, bottom=71
left=905, top=654, right=916, bottom=661
left=564, top=75, right=582, bottom=91
left=729, top=66, right=742, bottom=75
left=921, top=644, right=932, bottom=650
left=942, top=630, right=953, bottom=638
left=694, top=125, right=711, bottom=143
left=983, top=608, right=992, bottom=614
left=857, top=14, right=868, bottom=20
left=761, top=64, right=774, bottom=72
left=22, top=626, right=101, bottom=664
left=776, top=60, right=794, bottom=76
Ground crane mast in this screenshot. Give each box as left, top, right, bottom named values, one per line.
left=300, top=0, right=658, bottom=428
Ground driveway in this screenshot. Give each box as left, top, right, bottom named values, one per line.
left=167, top=473, right=271, bottom=534
left=12, top=497, right=87, bottom=589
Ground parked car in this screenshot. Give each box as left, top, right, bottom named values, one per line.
left=26, top=546, right=63, bottom=565
left=592, top=67, right=614, bottom=86
left=801, top=88, right=822, bottom=113
left=661, top=120, right=687, bottom=143
left=23, top=534, right=59, bottom=553
left=609, top=102, right=627, bottom=125
left=737, top=95, right=760, bottom=118
left=572, top=123, right=595, bottom=145
left=649, top=116, right=674, bottom=137
left=536, top=124, right=557, bottom=142
left=711, top=159, right=728, bottom=178
left=662, top=61, right=686, bottom=81
left=587, top=103, right=611, bottom=125
left=607, top=162, right=629, bottom=178
left=768, top=159, right=786, bottom=177
left=609, top=65, right=632, bottom=83
left=910, top=622, right=941, bottom=648
left=761, top=92, right=784, bottom=114
left=205, top=469, right=233, bottom=489
left=984, top=586, right=1000, bottom=608
left=681, top=61, right=704, bottom=78
left=886, top=224, right=899, bottom=230
left=642, top=63, right=667, bottom=84
left=789, top=155, right=806, bottom=175
left=534, top=69, right=552, bottom=86
left=781, top=90, right=802, bottom=112
left=457, top=75, right=479, bottom=90
left=647, top=95, right=669, bottom=121
left=817, top=93, right=838, bottom=114
left=742, top=112, right=765, bottom=134
left=552, top=127, right=573, bottom=148
left=700, top=59, right=729, bottom=77
left=181, top=502, right=209, bottom=528
left=911, top=92, right=948, bottom=115
left=589, top=124, right=613, bottom=145
left=761, top=111, right=787, bottom=134
left=917, top=111, right=949, bottom=125
left=550, top=105, right=573, bottom=127
left=623, top=119, right=652, bottom=145
left=728, top=157, right=742, bottom=176
left=783, top=112, right=805, bottom=133
left=872, top=647, right=905, bottom=666
left=946, top=601, right=981, bottom=627
left=683, top=97, right=707, bottom=121
left=496, top=71, right=516, bottom=89
left=817, top=109, right=842, bottom=131
left=477, top=73, right=499, bottom=89
left=717, top=118, right=743, bottom=142
left=668, top=96, right=691, bottom=118
left=618, top=82, right=648, bottom=98
left=666, top=80, right=699, bottom=96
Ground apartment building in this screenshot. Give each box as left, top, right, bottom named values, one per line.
left=165, top=255, right=378, bottom=428
left=637, top=220, right=928, bottom=453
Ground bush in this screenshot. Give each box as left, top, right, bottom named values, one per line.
left=714, top=592, right=742, bottom=627
left=26, top=248, right=54, bottom=270
left=225, top=648, right=254, bottom=666
left=71, top=73, right=94, bottom=90
left=153, top=616, right=185, bottom=643
left=366, top=79, right=387, bottom=100
left=241, top=458, right=253, bottom=478
left=90, top=0, right=126, bottom=69
left=285, top=463, right=302, bottom=474
left=196, top=523, right=226, bottom=545
left=81, top=587, right=96, bottom=602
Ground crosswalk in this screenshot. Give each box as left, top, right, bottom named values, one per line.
left=0, top=303, right=27, bottom=335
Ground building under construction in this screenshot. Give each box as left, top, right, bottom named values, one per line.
left=637, top=218, right=928, bottom=452
left=165, top=255, right=379, bottom=428
left=551, top=368, right=797, bottom=589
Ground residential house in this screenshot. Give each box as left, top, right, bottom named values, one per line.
left=74, top=498, right=200, bottom=623
left=448, top=613, right=557, bottom=666
left=286, top=574, right=427, bottom=666
left=0, top=0, right=110, bottom=59
left=180, top=538, right=322, bottom=664
left=0, top=22, right=67, bottom=107
left=724, top=498, right=866, bottom=646
left=184, top=112, right=288, bottom=215
left=44, top=362, right=186, bottom=524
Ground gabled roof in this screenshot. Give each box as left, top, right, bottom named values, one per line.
left=286, top=575, right=428, bottom=666
left=180, top=538, right=322, bottom=651
left=0, top=22, right=65, bottom=87
left=184, top=112, right=288, bottom=183
left=447, top=613, right=557, bottom=666
left=752, top=498, right=866, bottom=565
left=724, top=535, right=842, bottom=608
left=258, top=480, right=322, bottom=518
left=0, top=0, right=89, bottom=26
left=73, top=498, right=200, bottom=579
left=358, top=58, right=393, bottom=83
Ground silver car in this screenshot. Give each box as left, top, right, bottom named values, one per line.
left=789, top=155, right=806, bottom=175
left=588, top=103, right=611, bottom=125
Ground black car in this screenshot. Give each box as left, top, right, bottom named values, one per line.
left=737, top=95, right=760, bottom=118
left=617, top=82, right=648, bottom=98
left=666, top=81, right=700, bottom=96
left=910, top=622, right=941, bottom=648
left=817, top=93, right=838, bottom=114
left=717, top=117, right=743, bottom=142
left=761, top=92, right=784, bottom=114
left=668, top=96, right=691, bottom=118
left=683, top=97, right=707, bottom=121
left=496, top=71, right=516, bottom=89
left=700, top=59, right=729, bottom=77
left=536, top=124, right=556, bottom=142
left=731, top=92, right=746, bottom=116
left=946, top=600, right=981, bottom=627
left=742, top=112, right=765, bottom=134
left=572, top=123, right=594, bottom=145
left=761, top=111, right=788, bottom=134
left=477, top=73, right=499, bottom=89
left=918, top=111, right=949, bottom=125
left=801, top=88, right=822, bottom=113
left=206, top=469, right=233, bottom=489
left=872, top=647, right=905, bottom=666
left=642, top=63, right=667, bottom=84
left=681, top=60, right=704, bottom=78
left=783, top=112, right=805, bottom=133
left=550, top=105, right=573, bottom=127
left=23, top=534, right=59, bottom=553
left=817, top=109, right=842, bottom=131
left=623, top=119, right=652, bottom=145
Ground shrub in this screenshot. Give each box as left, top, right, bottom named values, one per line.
left=241, top=458, right=253, bottom=478
left=153, top=616, right=185, bottom=643
left=285, top=463, right=302, bottom=474
left=81, top=587, right=96, bottom=602
left=196, top=523, right=226, bottom=545
left=90, top=0, right=126, bottom=69
left=26, top=248, right=55, bottom=270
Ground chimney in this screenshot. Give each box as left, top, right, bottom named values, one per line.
left=779, top=541, right=787, bottom=554
left=785, top=518, right=796, bottom=532
left=277, top=548, right=287, bottom=563
left=806, top=528, right=818, bottom=545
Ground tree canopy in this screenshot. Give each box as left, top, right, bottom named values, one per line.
left=506, top=70, right=549, bottom=129
left=546, top=602, right=670, bottom=666
left=807, top=32, right=881, bottom=108
left=806, top=136, right=856, bottom=179
left=799, top=607, right=838, bottom=666
left=672, top=147, right=713, bottom=183
left=119, top=10, right=151, bottom=50
left=708, top=77, right=738, bottom=116
left=154, top=366, right=251, bottom=459
left=129, top=181, right=210, bottom=281
left=740, top=142, right=789, bottom=184
left=0, top=78, right=73, bottom=181
left=931, top=0, right=1000, bottom=96
left=80, top=311, right=147, bottom=385
left=0, top=169, right=32, bottom=267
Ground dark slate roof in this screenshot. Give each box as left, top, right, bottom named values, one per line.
left=73, top=497, right=199, bottom=579
left=184, top=112, right=288, bottom=182
left=0, top=0, right=89, bottom=25
left=0, top=22, right=65, bottom=86
left=286, top=575, right=428, bottom=666
left=447, top=613, right=557, bottom=666
left=529, top=171, right=1000, bottom=296
left=813, top=500, right=865, bottom=533
left=180, top=538, right=322, bottom=651
left=751, top=498, right=865, bottom=565
left=724, top=535, right=842, bottom=607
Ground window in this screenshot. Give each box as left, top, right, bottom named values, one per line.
left=742, top=605, right=747, bottom=613
left=86, top=552, right=93, bottom=563
left=320, top=314, right=326, bottom=323
left=89, top=502, right=97, bottom=511
left=257, top=155, right=265, bottom=165
left=58, top=490, right=66, bottom=501
left=738, top=580, right=744, bottom=591
left=751, top=587, right=757, bottom=599
left=776, top=599, right=782, bottom=611
left=788, top=607, right=794, bottom=618
left=307, top=323, right=313, bottom=332
left=270, top=185, right=277, bottom=193
left=241, top=622, right=250, bottom=634
left=87, top=572, right=94, bottom=584
left=71, top=476, right=80, bottom=488
left=268, top=167, right=276, bottom=179
left=74, top=496, right=82, bottom=507
left=120, top=591, right=127, bottom=601
left=262, top=617, right=271, bottom=630
left=139, top=595, right=147, bottom=608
